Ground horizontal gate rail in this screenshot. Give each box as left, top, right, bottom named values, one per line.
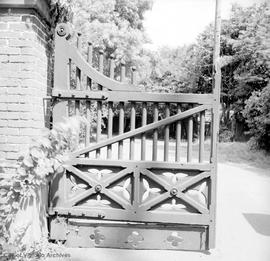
left=64, top=158, right=212, bottom=171
left=49, top=207, right=211, bottom=225
left=52, top=89, right=214, bottom=104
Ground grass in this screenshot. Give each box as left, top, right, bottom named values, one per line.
left=217, top=142, right=270, bottom=169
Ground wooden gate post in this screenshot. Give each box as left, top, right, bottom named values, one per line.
left=209, top=0, right=222, bottom=249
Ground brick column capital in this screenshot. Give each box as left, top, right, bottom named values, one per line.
left=0, top=0, right=50, bottom=22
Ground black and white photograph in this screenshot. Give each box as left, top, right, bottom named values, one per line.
left=0, top=0, right=269, bottom=260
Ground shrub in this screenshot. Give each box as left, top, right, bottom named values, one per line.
left=0, top=117, right=82, bottom=260
left=243, top=85, right=270, bottom=151
left=219, top=126, right=234, bottom=142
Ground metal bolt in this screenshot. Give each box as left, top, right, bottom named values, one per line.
left=170, top=188, right=178, bottom=196
left=95, top=184, right=102, bottom=192
left=57, top=25, right=67, bottom=37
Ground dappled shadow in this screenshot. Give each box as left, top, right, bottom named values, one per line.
left=243, top=213, right=270, bottom=236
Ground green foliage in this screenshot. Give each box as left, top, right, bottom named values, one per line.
left=243, top=85, right=270, bottom=151
left=0, top=117, right=82, bottom=259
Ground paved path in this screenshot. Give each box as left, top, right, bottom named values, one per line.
left=67, top=163, right=270, bottom=261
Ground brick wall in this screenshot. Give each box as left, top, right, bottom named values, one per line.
left=0, top=6, right=52, bottom=175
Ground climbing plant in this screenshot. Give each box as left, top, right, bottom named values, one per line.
left=0, top=117, right=83, bottom=260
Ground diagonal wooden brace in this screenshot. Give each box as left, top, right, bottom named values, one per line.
left=70, top=104, right=211, bottom=158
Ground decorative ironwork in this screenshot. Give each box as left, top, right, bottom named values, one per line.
left=167, top=232, right=183, bottom=247
left=142, top=179, right=161, bottom=202
left=127, top=231, right=144, bottom=247
left=90, top=229, right=105, bottom=245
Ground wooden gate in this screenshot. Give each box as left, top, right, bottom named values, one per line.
left=49, top=5, right=221, bottom=250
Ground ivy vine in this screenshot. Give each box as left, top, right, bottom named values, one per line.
left=0, top=117, right=82, bottom=260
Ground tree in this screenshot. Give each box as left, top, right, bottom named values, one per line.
left=243, top=84, right=270, bottom=151
left=64, top=0, right=152, bottom=68
left=141, top=2, right=270, bottom=142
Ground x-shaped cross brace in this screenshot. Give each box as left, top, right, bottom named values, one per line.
left=139, top=169, right=210, bottom=214
left=64, top=165, right=133, bottom=210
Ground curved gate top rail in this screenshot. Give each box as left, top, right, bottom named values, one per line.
left=49, top=0, right=221, bottom=251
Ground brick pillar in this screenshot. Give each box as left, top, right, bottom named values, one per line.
left=0, top=0, right=52, bottom=175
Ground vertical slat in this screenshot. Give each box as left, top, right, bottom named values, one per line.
left=120, top=60, right=125, bottom=82
left=96, top=101, right=102, bottom=158
left=76, top=32, right=82, bottom=147
left=76, top=33, right=82, bottom=112
left=85, top=100, right=91, bottom=157
left=99, top=49, right=104, bottom=72
left=67, top=58, right=71, bottom=90
left=129, top=102, right=136, bottom=160
left=98, top=50, right=104, bottom=90
left=107, top=55, right=114, bottom=159
left=118, top=61, right=125, bottom=159
left=199, top=111, right=205, bottom=163
left=76, top=32, right=82, bottom=51
left=131, top=66, right=137, bottom=85
left=109, top=55, right=115, bottom=79
left=107, top=102, right=113, bottom=159
left=76, top=33, right=82, bottom=116
left=87, top=42, right=93, bottom=90
left=164, top=103, right=170, bottom=161
left=152, top=103, right=158, bottom=161
left=75, top=58, right=80, bottom=116
left=66, top=59, right=72, bottom=129
left=129, top=66, right=136, bottom=160
left=96, top=49, right=104, bottom=158
left=76, top=34, right=81, bottom=90
left=187, top=105, right=193, bottom=163
left=175, top=104, right=181, bottom=162
left=86, top=75, right=92, bottom=90
left=75, top=61, right=80, bottom=144
left=85, top=42, right=92, bottom=156
left=141, top=102, right=147, bottom=160
left=76, top=67, right=81, bottom=90
left=118, top=102, right=124, bottom=159
left=87, top=42, right=93, bottom=64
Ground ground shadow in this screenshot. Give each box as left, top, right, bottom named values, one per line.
left=243, top=213, right=270, bottom=236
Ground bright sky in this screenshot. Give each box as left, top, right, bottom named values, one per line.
left=144, top=0, right=265, bottom=49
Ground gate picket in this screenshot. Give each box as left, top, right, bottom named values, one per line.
left=152, top=103, right=158, bottom=161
